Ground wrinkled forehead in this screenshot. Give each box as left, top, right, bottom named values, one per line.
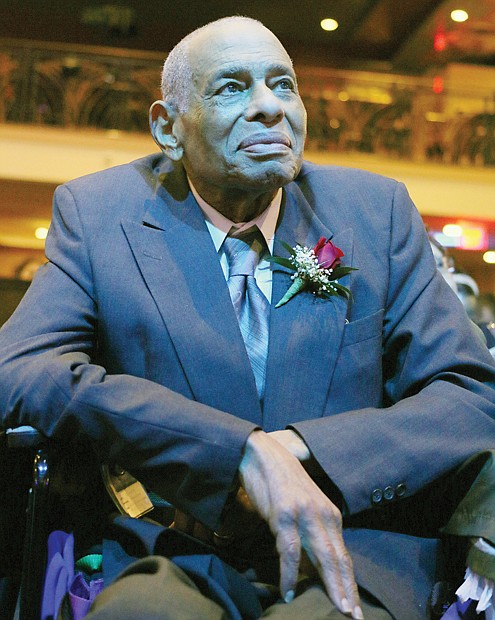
left=187, top=22, right=294, bottom=90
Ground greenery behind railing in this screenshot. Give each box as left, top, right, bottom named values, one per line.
left=1, top=37, right=495, bottom=166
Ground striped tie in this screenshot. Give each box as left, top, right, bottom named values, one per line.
left=223, top=228, right=270, bottom=401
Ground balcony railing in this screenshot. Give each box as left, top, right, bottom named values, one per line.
left=1, top=37, right=495, bottom=167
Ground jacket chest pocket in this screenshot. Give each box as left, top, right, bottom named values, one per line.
left=326, top=309, right=385, bottom=413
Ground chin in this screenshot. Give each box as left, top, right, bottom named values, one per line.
left=242, top=158, right=302, bottom=189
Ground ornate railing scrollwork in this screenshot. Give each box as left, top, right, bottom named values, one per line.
left=1, top=38, right=495, bottom=167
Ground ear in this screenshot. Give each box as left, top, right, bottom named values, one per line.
left=149, top=100, right=184, bottom=161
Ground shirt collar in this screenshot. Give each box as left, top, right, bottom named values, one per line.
left=188, top=178, right=281, bottom=254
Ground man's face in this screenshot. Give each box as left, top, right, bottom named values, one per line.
left=173, top=22, right=307, bottom=197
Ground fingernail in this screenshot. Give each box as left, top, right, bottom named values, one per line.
left=341, top=598, right=352, bottom=614
left=284, top=590, right=295, bottom=604
left=353, top=605, right=364, bottom=620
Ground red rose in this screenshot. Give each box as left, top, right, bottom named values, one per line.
left=313, top=237, right=344, bottom=270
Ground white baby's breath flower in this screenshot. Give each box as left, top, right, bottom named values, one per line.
left=267, top=238, right=356, bottom=307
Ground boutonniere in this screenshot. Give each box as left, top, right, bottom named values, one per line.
left=268, top=237, right=356, bottom=308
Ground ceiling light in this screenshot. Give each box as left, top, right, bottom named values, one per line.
left=483, top=251, right=495, bottom=264
left=321, top=18, right=339, bottom=32
left=34, top=227, right=49, bottom=240
left=451, top=9, right=468, bottom=23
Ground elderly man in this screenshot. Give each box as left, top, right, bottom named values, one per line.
left=1, top=15, right=495, bottom=620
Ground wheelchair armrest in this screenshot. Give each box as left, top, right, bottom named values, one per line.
left=6, top=426, right=47, bottom=449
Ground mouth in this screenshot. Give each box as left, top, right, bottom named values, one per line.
left=238, top=132, right=292, bottom=153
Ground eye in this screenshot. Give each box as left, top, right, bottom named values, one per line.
left=271, top=77, right=296, bottom=93
left=219, top=81, right=243, bottom=95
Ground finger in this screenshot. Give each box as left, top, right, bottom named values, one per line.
left=268, top=430, right=311, bottom=461
left=300, top=505, right=360, bottom=618
left=276, top=526, right=301, bottom=603
left=311, top=534, right=362, bottom=619
left=337, top=549, right=363, bottom=620
left=307, top=539, right=348, bottom=613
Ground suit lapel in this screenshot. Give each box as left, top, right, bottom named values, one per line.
left=262, top=182, right=354, bottom=430
left=121, top=160, right=354, bottom=430
left=121, top=162, right=262, bottom=425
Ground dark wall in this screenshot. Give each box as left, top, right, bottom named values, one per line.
left=0, top=279, right=30, bottom=327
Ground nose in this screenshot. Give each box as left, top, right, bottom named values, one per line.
left=245, top=82, right=284, bottom=125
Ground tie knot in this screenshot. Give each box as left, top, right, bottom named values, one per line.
left=223, top=228, right=265, bottom=277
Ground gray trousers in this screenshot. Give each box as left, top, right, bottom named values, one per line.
left=85, top=555, right=392, bottom=620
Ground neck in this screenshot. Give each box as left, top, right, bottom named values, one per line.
left=215, top=194, right=275, bottom=223
left=189, top=178, right=278, bottom=223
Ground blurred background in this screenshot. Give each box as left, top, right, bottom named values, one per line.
left=1, top=0, right=495, bottom=332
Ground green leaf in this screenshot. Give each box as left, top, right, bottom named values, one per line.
left=332, top=266, right=358, bottom=278
left=266, top=256, right=294, bottom=270
left=332, top=282, right=353, bottom=300
left=280, top=241, right=297, bottom=256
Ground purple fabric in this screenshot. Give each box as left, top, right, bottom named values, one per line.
left=440, top=598, right=480, bottom=619
left=41, top=531, right=75, bottom=620
left=41, top=529, right=104, bottom=620
left=69, top=573, right=104, bottom=620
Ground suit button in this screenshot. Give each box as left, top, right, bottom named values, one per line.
left=371, top=488, right=383, bottom=505
left=383, top=486, right=395, bottom=501
left=396, top=483, right=407, bottom=498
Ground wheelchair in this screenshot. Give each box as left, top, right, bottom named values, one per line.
left=5, top=423, right=495, bottom=619
left=1, top=426, right=49, bottom=620
left=1, top=425, right=179, bottom=620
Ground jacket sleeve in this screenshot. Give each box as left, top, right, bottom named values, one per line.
left=292, top=181, right=495, bottom=516
left=0, top=184, right=256, bottom=530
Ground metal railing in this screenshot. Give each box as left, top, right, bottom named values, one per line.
left=1, top=37, right=495, bottom=166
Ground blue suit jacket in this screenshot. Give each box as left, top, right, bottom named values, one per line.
left=2, top=155, right=495, bottom=618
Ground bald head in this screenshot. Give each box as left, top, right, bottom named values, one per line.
left=150, top=15, right=306, bottom=216
left=160, top=16, right=291, bottom=113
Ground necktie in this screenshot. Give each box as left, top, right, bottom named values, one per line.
left=223, top=228, right=270, bottom=401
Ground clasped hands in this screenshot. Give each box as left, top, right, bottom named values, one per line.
left=238, top=429, right=363, bottom=619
